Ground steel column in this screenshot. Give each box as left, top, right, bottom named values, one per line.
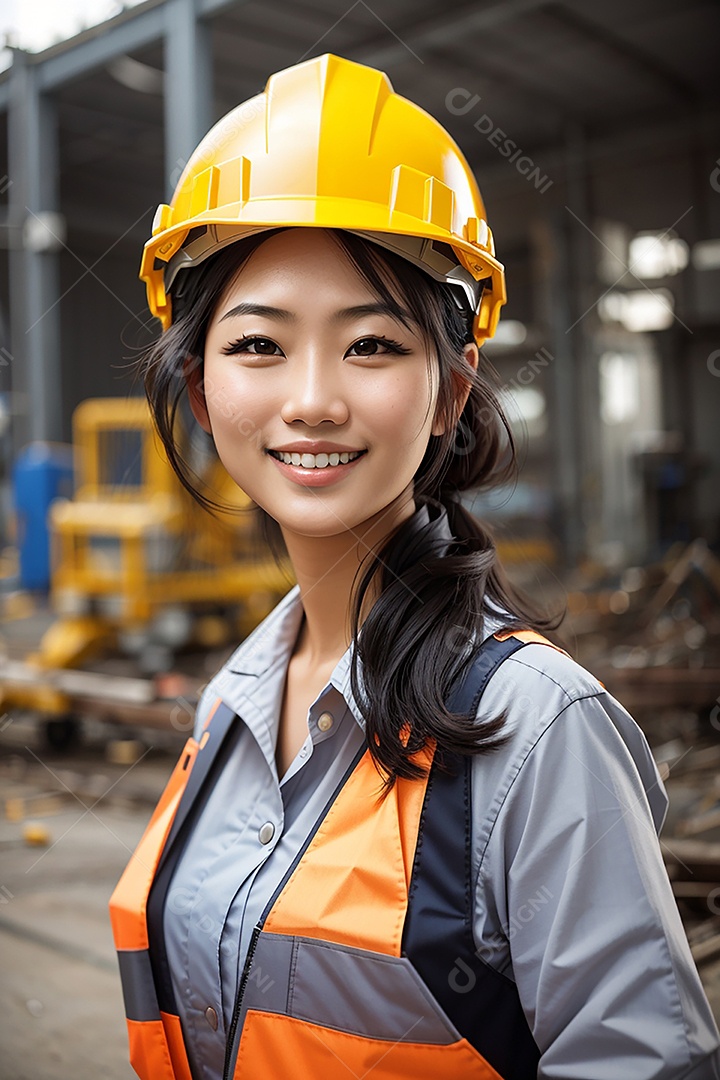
left=7, top=50, right=63, bottom=449
left=564, top=122, right=604, bottom=564
left=163, top=0, right=213, bottom=200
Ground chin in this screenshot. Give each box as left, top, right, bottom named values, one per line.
left=279, top=513, right=372, bottom=539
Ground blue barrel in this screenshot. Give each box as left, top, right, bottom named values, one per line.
left=12, top=443, right=74, bottom=590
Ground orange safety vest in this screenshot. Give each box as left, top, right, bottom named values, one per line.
left=110, top=630, right=567, bottom=1080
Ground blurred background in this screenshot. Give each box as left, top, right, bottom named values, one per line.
left=0, top=1, right=719, bottom=1076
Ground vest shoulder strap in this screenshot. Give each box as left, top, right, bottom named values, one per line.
left=493, top=627, right=569, bottom=654
left=402, top=629, right=561, bottom=1080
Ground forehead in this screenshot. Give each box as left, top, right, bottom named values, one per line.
left=212, top=228, right=411, bottom=323
left=227, top=228, right=371, bottom=287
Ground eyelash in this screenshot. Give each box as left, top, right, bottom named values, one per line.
left=220, top=334, right=412, bottom=358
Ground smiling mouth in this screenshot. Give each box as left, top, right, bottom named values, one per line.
left=267, top=449, right=367, bottom=469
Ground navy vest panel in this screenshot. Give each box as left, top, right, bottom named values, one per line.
left=402, top=635, right=541, bottom=1079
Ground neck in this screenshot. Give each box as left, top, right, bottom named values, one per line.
left=280, top=487, right=417, bottom=669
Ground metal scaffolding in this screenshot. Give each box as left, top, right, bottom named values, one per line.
left=0, top=0, right=230, bottom=450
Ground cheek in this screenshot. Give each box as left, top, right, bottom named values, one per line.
left=202, top=364, right=272, bottom=437
left=359, top=370, right=435, bottom=445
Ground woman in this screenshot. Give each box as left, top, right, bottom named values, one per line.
left=110, top=53, right=720, bottom=1080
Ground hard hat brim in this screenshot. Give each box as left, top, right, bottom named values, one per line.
left=141, top=209, right=505, bottom=343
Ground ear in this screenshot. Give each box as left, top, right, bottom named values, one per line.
left=183, top=354, right=213, bottom=434
left=431, top=343, right=479, bottom=436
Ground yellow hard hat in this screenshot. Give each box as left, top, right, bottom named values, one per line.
left=140, top=53, right=506, bottom=345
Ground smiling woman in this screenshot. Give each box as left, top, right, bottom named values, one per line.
left=142, top=219, right=550, bottom=784
left=109, top=52, right=720, bottom=1080
left=197, top=228, right=439, bottom=514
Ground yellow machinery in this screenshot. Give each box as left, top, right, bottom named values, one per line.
left=1, top=397, right=292, bottom=729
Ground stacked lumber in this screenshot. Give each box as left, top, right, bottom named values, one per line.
left=565, top=538, right=720, bottom=719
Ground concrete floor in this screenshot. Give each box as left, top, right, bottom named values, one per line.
left=0, top=812, right=140, bottom=1080
left=2, top=712, right=720, bottom=1079
left=0, top=715, right=176, bottom=1080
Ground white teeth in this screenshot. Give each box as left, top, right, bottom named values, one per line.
left=274, top=450, right=363, bottom=468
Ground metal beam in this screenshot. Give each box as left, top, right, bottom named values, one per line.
left=563, top=122, right=603, bottom=564
left=428, top=43, right=582, bottom=123
left=7, top=50, right=63, bottom=449
left=163, top=0, right=214, bottom=199
left=468, top=107, right=720, bottom=196
left=546, top=4, right=699, bottom=105
left=349, top=0, right=553, bottom=68
left=535, top=209, right=584, bottom=567
left=12, top=0, right=238, bottom=96
left=36, top=2, right=167, bottom=92
left=197, top=0, right=238, bottom=13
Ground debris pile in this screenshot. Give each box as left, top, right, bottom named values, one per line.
left=660, top=741, right=720, bottom=970
left=564, top=538, right=720, bottom=722
left=560, top=538, right=720, bottom=972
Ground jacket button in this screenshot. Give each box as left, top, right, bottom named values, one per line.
left=317, top=712, right=334, bottom=732
left=204, top=1006, right=218, bottom=1030
left=258, top=821, right=275, bottom=844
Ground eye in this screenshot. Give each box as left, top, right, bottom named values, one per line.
left=346, top=336, right=412, bottom=357
left=221, top=336, right=282, bottom=356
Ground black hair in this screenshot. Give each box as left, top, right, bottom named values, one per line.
left=138, top=227, right=565, bottom=795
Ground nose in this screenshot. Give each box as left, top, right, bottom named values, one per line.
left=279, top=349, right=350, bottom=427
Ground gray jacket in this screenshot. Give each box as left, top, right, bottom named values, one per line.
left=161, top=504, right=720, bottom=1080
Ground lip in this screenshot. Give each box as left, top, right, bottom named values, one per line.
left=267, top=449, right=367, bottom=487
left=268, top=441, right=366, bottom=454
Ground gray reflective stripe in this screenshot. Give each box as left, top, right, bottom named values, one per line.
left=117, top=949, right=162, bottom=1022
left=240, top=931, right=463, bottom=1045
left=239, top=930, right=293, bottom=1019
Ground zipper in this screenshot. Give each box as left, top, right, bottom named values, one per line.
left=223, top=921, right=262, bottom=1080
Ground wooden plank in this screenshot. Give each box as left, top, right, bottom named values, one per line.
left=663, top=839, right=720, bottom=881
left=672, top=882, right=720, bottom=899
left=692, top=934, right=720, bottom=965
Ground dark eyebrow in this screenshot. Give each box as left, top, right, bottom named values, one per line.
left=220, top=302, right=295, bottom=323
left=219, top=301, right=412, bottom=325
left=331, top=303, right=412, bottom=324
